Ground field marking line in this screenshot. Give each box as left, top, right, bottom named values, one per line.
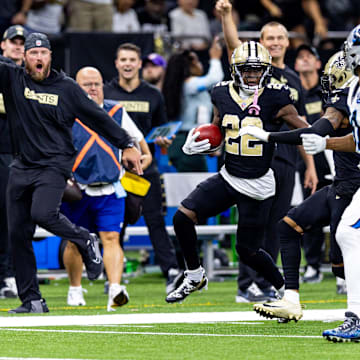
left=0, top=309, right=346, bottom=327
left=0, top=358, right=107, bottom=360
left=0, top=328, right=322, bottom=339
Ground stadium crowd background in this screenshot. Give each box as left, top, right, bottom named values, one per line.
left=1, top=0, right=359, bottom=83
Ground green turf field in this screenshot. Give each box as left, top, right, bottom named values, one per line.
left=0, top=271, right=355, bottom=360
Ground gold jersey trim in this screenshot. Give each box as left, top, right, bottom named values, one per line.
left=270, top=76, right=299, bottom=102
left=24, top=87, right=59, bottom=106
left=228, top=82, right=264, bottom=111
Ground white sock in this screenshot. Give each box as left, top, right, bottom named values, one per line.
left=69, top=286, right=82, bottom=291
left=186, top=267, right=204, bottom=282
left=284, top=289, right=300, bottom=304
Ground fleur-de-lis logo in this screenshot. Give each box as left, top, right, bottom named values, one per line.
left=331, top=95, right=340, bottom=103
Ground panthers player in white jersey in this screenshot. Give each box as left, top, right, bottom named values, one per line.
left=298, top=25, right=360, bottom=342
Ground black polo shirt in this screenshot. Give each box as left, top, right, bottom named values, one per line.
left=270, top=65, right=306, bottom=166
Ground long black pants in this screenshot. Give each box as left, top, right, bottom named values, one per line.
left=0, top=154, right=13, bottom=287
left=237, top=159, right=295, bottom=290
left=142, top=163, right=179, bottom=276
left=7, top=166, right=90, bottom=303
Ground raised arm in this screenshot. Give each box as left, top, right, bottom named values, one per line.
left=216, top=0, right=241, bottom=59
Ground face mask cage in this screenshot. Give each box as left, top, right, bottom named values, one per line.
left=320, top=74, right=333, bottom=100
left=231, top=62, right=271, bottom=92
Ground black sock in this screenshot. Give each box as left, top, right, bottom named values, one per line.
left=240, top=248, right=284, bottom=290
left=173, top=210, right=200, bottom=270
left=279, top=220, right=302, bottom=290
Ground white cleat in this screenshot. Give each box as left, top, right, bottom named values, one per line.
left=107, top=284, right=129, bottom=312
left=67, top=287, right=87, bottom=306
left=253, top=298, right=303, bottom=322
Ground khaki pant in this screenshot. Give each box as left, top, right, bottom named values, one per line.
left=69, top=0, right=113, bottom=31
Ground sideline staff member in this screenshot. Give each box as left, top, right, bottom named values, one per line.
left=0, top=33, right=142, bottom=313
left=0, top=25, right=28, bottom=299
left=104, top=43, right=182, bottom=294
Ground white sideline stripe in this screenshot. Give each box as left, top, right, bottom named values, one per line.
left=0, top=309, right=346, bottom=327
left=0, top=328, right=322, bottom=339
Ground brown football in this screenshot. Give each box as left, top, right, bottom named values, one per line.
left=194, top=124, right=223, bottom=148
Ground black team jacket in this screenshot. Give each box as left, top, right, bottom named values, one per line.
left=0, top=61, right=134, bottom=176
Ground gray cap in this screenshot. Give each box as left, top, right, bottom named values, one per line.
left=24, top=32, right=51, bottom=51
left=3, top=25, right=27, bottom=41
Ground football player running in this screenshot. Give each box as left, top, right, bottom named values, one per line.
left=301, top=26, right=360, bottom=342
left=166, top=41, right=311, bottom=304
left=240, top=51, right=359, bottom=326
left=241, top=27, right=360, bottom=341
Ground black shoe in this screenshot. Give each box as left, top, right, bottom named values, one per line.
left=81, top=233, right=103, bottom=281
left=8, top=299, right=49, bottom=314
left=166, top=268, right=184, bottom=295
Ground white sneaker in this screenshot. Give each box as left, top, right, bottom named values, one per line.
left=4, top=277, right=18, bottom=296
left=253, top=298, right=303, bottom=322
left=67, top=287, right=87, bottom=306
left=107, top=284, right=129, bottom=312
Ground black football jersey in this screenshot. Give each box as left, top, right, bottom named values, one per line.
left=211, top=81, right=293, bottom=179
left=324, top=87, right=360, bottom=182
left=304, top=84, right=323, bottom=125
left=270, top=66, right=306, bottom=165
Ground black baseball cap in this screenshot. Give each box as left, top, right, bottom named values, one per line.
left=2, top=25, right=27, bottom=41
left=24, top=32, right=51, bottom=52
left=295, top=44, right=320, bottom=59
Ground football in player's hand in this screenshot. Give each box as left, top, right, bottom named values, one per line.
left=194, top=124, right=223, bottom=149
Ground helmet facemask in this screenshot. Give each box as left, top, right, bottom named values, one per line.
left=321, top=50, right=355, bottom=100
left=231, top=63, right=271, bottom=92
left=231, top=41, right=272, bottom=94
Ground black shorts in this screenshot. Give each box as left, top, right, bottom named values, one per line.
left=287, top=185, right=351, bottom=264
left=181, top=173, right=274, bottom=250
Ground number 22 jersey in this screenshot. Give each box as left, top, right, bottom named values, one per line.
left=211, top=81, right=294, bottom=180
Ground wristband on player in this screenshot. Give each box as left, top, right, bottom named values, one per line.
left=268, top=117, right=336, bottom=145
